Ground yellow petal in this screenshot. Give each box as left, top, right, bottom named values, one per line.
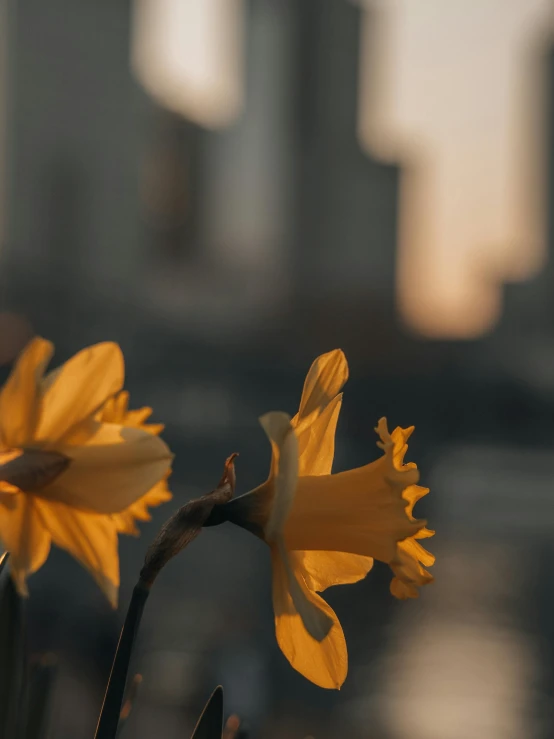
left=113, top=390, right=130, bottom=420
left=271, top=545, right=347, bottom=689
left=391, top=425, right=415, bottom=469
left=284, top=420, right=422, bottom=563
left=403, top=484, right=430, bottom=519
left=112, top=478, right=172, bottom=536
left=58, top=416, right=133, bottom=447
left=389, top=535, right=435, bottom=599
left=34, top=497, right=119, bottom=607
left=277, top=540, right=333, bottom=641
left=259, top=412, right=299, bottom=542
left=293, top=394, right=342, bottom=477
left=99, top=392, right=164, bottom=435
left=388, top=480, right=435, bottom=599
left=390, top=577, right=420, bottom=599
left=124, top=407, right=163, bottom=434
left=0, top=493, right=51, bottom=596
left=35, top=342, right=124, bottom=444
left=298, top=550, right=374, bottom=592
left=0, top=338, right=53, bottom=449
left=39, top=426, right=172, bottom=514
left=295, top=349, right=348, bottom=423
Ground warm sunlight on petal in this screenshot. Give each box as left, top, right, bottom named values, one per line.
left=295, top=349, right=348, bottom=423
left=293, top=394, right=342, bottom=477
left=112, top=478, right=172, bottom=536
left=40, top=428, right=172, bottom=513
left=260, top=412, right=299, bottom=542
left=271, top=546, right=347, bottom=689
left=276, top=540, right=333, bottom=641
left=299, top=550, right=374, bottom=592
left=99, top=391, right=165, bottom=435
left=34, top=497, right=119, bottom=607
left=35, top=342, right=124, bottom=444
left=390, top=425, right=415, bottom=469
left=0, top=337, right=53, bottom=449
left=403, top=483, right=431, bottom=520
left=389, top=482, right=435, bottom=598
left=390, top=534, right=435, bottom=599
left=125, top=408, right=164, bottom=435
left=0, top=493, right=51, bottom=596
left=62, top=420, right=128, bottom=447
left=284, top=430, right=422, bottom=563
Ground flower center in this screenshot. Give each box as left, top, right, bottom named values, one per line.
left=0, top=448, right=70, bottom=493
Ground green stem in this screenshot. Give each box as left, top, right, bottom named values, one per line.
left=93, top=581, right=150, bottom=739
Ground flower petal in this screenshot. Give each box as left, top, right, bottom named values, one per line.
left=259, top=412, right=299, bottom=542
left=388, top=482, right=435, bottom=598
left=298, top=550, right=374, bottom=592
left=271, top=545, right=347, bottom=689
left=124, top=407, right=163, bottom=435
left=39, top=426, right=172, bottom=513
left=34, top=497, right=119, bottom=607
left=0, top=338, right=53, bottom=449
left=294, top=394, right=342, bottom=477
left=112, top=477, right=172, bottom=536
left=403, top=484, right=429, bottom=517
left=277, top=541, right=333, bottom=641
left=390, top=577, right=420, bottom=599
left=35, top=342, right=124, bottom=444
left=99, top=391, right=164, bottom=435
left=112, top=390, right=130, bottom=421
left=391, top=425, right=415, bottom=468
left=389, top=537, right=435, bottom=599
left=284, top=419, right=423, bottom=563
left=0, top=493, right=51, bottom=596
left=295, top=349, right=348, bottom=423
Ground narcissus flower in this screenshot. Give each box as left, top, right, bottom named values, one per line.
left=0, top=337, right=172, bottom=605
left=213, top=349, right=434, bottom=689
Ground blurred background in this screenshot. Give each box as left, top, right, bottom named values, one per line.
left=1, top=0, right=554, bottom=736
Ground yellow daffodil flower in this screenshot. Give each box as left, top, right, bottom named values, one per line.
left=0, top=337, right=172, bottom=605
left=215, top=349, right=434, bottom=689
left=98, top=391, right=172, bottom=536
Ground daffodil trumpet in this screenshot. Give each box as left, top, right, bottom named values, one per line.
left=206, top=349, right=435, bottom=689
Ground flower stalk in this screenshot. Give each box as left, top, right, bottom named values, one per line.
left=93, top=581, right=150, bottom=739
left=94, top=455, right=237, bottom=739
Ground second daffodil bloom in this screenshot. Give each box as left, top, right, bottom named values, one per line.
left=213, top=349, right=434, bottom=689
left=0, top=337, right=173, bottom=606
